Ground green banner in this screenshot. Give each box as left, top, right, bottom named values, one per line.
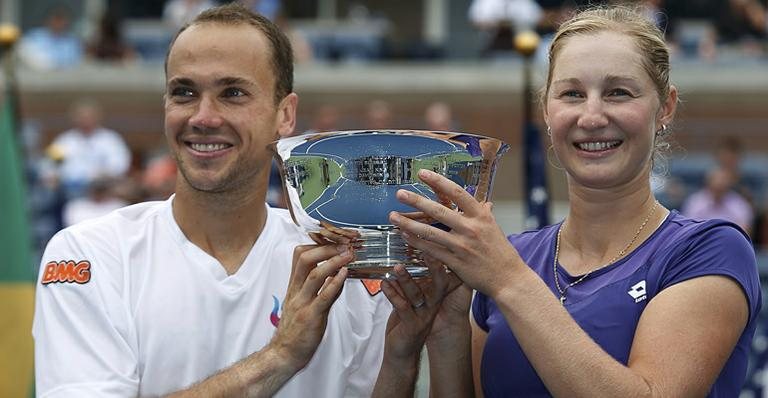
left=0, top=91, right=36, bottom=398
left=0, top=96, right=33, bottom=281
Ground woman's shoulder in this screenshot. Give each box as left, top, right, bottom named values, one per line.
left=663, top=211, right=750, bottom=246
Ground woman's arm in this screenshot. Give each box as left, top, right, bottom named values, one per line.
left=391, top=169, right=751, bottom=397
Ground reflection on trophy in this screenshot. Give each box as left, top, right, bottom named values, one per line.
left=272, top=130, right=508, bottom=279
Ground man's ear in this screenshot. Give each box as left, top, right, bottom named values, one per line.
left=277, top=93, right=298, bottom=138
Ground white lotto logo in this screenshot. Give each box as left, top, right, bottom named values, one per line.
left=628, top=280, right=647, bottom=303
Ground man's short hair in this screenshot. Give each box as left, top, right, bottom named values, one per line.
left=164, top=2, right=294, bottom=104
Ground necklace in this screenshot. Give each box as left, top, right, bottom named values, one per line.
left=553, top=201, right=659, bottom=304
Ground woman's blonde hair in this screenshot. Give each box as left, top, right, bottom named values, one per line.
left=541, top=5, right=675, bottom=171
left=543, top=5, right=671, bottom=104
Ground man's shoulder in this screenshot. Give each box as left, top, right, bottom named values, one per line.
left=53, top=200, right=169, bottom=246
left=265, top=206, right=310, bottom=241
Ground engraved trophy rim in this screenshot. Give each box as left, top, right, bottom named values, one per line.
left=270, top=129, right=508, bottom=278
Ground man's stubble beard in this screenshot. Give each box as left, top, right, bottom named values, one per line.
left=175, top=151, right=263, bottom=196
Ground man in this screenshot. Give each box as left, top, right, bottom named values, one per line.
left=33, top=4, right=391, bottom=397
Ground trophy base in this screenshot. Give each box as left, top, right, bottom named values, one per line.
left=343, top=229, right=428, bottom=279
left=346, top=262, right=429, bottom=279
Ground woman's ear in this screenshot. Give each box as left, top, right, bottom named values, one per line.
left=658, top=85, right=678, bottom=129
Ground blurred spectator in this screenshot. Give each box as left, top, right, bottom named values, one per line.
left=682, top=167, right=754, bottom=235
left=714, top=0, right=767, bottom=45
left=305, top=104, right=341, bottom=134
left=755, top=196, right=768, bottom=250
left=163, top=0, right=217, bottom=31
left=268, top=13, right=314, bottom=64
left=424, top=101, right=456, bottom=131
left=239, top=0, right=281, bottom=21
left=715, top=135, right=756, bottom=205
left=62, top=177, right=128, bottom=227
left=364, top=100, right=394, bottom=129
left=534, top=0, right=576, bottom=35
left=47, top=100, right=132, bottom=199
left=469, top=0, right=543, bottom=56
left=19, top=5, right=84, bottom=70
left=87, top=12, right=136, bottom=63
left=655, top=175, right=688, bottom=211
left=142, top=154, right=177, bottom=200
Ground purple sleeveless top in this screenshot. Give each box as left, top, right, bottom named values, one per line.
left=473, top=211, right=761, bottom=397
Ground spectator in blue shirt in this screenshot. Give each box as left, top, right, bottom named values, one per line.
left=19, top=5, right=83, bottom=70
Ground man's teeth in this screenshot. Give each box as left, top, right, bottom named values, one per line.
left=578, top=141, right=620, bottom=151
left=191, top=143, right=229, bottom=152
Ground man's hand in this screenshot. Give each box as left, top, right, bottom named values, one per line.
left=269, top=244, right=353, bottom=372
left=308, top=221, right=361, bottom=245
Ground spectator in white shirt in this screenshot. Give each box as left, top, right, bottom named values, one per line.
left=48, top=100, right=131, bottom=198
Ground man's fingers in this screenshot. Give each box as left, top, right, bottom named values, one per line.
left=297, top=250, right=353, bottom=303
left=309, top=232, right=330, bottom=245
left=288, top=245, right=316, bottom=297
left=289, top=244, right=349, bottom=297
left=314, top=267, right=348, bottom=311
left=319, top=221, right=360, bottom=241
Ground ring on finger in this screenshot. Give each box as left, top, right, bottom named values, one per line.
left=412, top=298, right=426, bottom=309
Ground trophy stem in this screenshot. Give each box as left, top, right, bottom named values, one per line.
left=346, top=229, right=428, bottom=279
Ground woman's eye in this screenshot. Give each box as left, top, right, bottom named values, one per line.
left=560, top=90, right=582, bottom=98
left=609, top=88, right=632, bottom=97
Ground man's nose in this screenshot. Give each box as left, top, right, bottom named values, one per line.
left=189, top=96, right=224, bottom=129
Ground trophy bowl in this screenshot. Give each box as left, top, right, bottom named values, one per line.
left=271, top=130, right=508, bottom=279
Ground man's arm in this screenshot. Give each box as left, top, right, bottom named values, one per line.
left=166, top=244, right=353, bottom=397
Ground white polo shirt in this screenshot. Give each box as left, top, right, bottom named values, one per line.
left=33, top=197, right=391, bottom=397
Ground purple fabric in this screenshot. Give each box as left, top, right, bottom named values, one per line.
left=472, top=211, right=760, bottom=397
left=453, top=135, right=482, bottom=157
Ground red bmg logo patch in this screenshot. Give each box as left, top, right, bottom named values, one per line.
left=41, top=260, right=91, bottom=285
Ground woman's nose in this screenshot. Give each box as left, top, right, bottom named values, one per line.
left=577, top=97, right=608, bottom=130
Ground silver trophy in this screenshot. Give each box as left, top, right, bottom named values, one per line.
left=271, top=130, right=508, bottom=279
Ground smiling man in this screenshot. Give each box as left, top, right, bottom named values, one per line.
left=33, top=4, right=391, bottom=397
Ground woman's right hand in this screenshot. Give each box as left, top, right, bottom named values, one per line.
left=389, top=169, right=522, bottom=298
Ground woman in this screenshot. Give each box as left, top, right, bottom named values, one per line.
left=375, top=5, right=761, bottom=397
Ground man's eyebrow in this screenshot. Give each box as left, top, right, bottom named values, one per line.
left=166, top=77, right=254, bottom=87
left=167, top=77, right=194, bottom=86
left=215, top=77, right=253, bottom=86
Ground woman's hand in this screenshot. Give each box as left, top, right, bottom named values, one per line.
left=379, top=258, right=456, bottom=361
left=389, top=169, right=521, bottom=297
